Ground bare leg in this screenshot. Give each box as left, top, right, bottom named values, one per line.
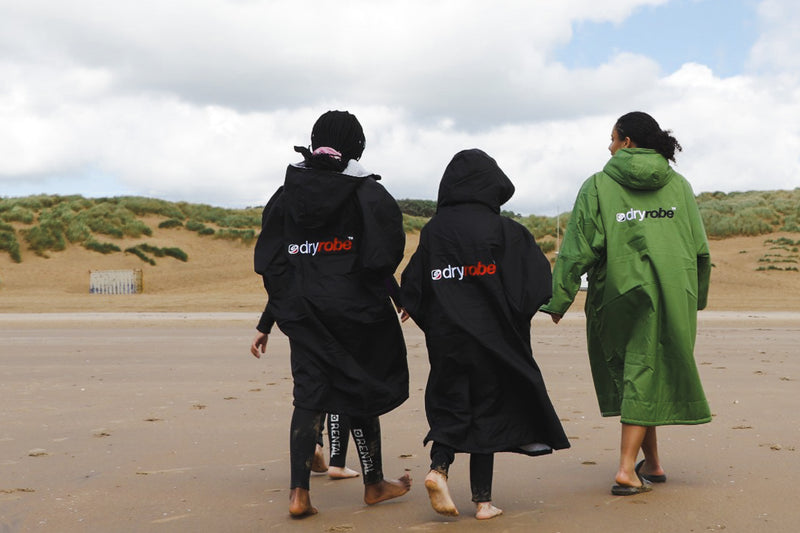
left=638, top=426, right=666, bottom=478
left=364, top=473, right=412, bottom=505
left=616, top=423, right=647, bottom=487
left=475, top=502, right=503, bottom=520
left=424, top=469, right=459, bottom=516
left=288, top=487, right=318, bottom=518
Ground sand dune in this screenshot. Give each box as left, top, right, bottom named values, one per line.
left=2, top=221, right=799, bottom=312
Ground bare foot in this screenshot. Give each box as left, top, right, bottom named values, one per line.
left=615, top=468, right=644, bottom=489
left=289, top=488, right=318, bottom=519
left=424, top=470, right=458, bottom=516
left=475, top=502, right=503, bottom=520
left=311, top=444, right=327, bottom=473
left=328, top=466, right=360, bottom=479
left=364, top=473, right=412, bottom=505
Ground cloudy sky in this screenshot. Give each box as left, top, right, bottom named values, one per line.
left=1, top=0, right=799, bottom=215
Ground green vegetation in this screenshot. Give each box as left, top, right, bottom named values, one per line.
left=125, top=246, right=156, bottom=265
left=123, top=243, right=189, bottom=264
left=84, top=240, right=121, bottom=254
left=0, top=222, right=22, bottom=262
left=754, top=236, right=800, bottom=273
left=215, top=228, right=257, bottom=244
left=538, top=239, right=557, bottom=254
left=697, top=189, right=800, bottom=237
left=403, top=214, right=428, bottom=233
left=185, top=220, right=216, bottom=235
left=0, top=194, right=255, bottom=263
left=158, top=218, right=184, bottom=229
left=1, top=189, right=798, bottom=265
left=397, top=199, right=436, bottom=218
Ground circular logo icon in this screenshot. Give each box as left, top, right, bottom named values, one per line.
left=288, top=244, right=300, bottom=254
left=616, top=213, right=625, bottom=222
left=431, top=269, right=442, bottom=281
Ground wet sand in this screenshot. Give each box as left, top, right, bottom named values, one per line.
left=2, top=311, right=799, bottom=532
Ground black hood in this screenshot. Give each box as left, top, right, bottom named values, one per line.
left=437, top=149, right=514, bottom=212
left=282, top=162, right=368, bottom=228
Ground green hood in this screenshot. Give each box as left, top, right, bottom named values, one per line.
left=603, top=148, right=673, bottom=191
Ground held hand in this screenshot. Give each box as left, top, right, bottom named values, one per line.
left=398, top=308, right=410, bottom=323
left=250, top=331, right=269, bottom=358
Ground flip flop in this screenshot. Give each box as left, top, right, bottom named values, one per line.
left=611, top=476, right=653, bottom=496
left=635, top=460, right=667, bottom=483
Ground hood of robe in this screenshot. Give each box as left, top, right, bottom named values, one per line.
left=437, top=149, right=514, bottom=213
left=282, top=159, right=377, bottom=228
left=603, top=148, right=674, bottom=191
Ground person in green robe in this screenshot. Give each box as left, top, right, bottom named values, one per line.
left=540, top=111, right=711, bottom=496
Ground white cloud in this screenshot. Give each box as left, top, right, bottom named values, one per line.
left=0, top=0, right=799, bottom=215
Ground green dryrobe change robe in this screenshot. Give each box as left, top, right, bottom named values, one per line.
left=541, top=148, right=711, bottom=426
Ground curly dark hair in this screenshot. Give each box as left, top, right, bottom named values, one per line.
left=614, top=111, right=682, bottom=162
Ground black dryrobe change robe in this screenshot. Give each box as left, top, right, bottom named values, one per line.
left=401, top=149, right=569, bottom=455
left=254, top=160, right=409, bottom=418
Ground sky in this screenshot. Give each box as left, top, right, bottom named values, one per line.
left=1, top=0, right=799, bottom=216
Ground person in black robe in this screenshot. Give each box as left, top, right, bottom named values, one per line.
left=400, top=148, right=570, bottom=520
left=250, top=110, right=411, bottom=518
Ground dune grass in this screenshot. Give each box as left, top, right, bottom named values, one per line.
left=1, top=189, right=798, bottom=264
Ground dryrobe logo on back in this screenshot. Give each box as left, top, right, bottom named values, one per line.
left=430, top=261, right=497, bottom=281
left=616, top=206, right=678, bottom=223
left=287, top=236, right=354, bottom=256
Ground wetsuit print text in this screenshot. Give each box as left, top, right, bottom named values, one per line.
left=287, top=236, right=354, bottom=256
left=430, top=261, right=497, bottom=281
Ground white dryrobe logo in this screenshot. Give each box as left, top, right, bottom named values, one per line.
left=430, top=261, right=497, bottom=281
left=616, top=207, right=677, bottom=222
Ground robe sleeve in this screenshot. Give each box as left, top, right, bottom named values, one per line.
left=399, top=233, right=429, bottom=331
left=253, top=186, right=286, bottom=330
left=500, top=219, right=552, bottom=319
left=356, top=178, right=406, bottom=279
left=685, top=180, right=711, bottom=310
left=540, top=175, right=605, bottom=316
left=253, top=186, right=285, bottom=276
left=256, top=301, right=275, bottom=334
left=385, top=276, right=404, bottom=309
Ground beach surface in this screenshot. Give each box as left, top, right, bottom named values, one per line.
left=1, top=311, right=798, bottom=532
left=1, top=230, right=799, bottom=531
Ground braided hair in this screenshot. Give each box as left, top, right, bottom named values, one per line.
left=614, top=111, right=682, bottom=162
left=294, top=110, right=366, bottom=171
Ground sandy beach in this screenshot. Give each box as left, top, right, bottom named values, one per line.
left=1, top=311, right=798, bottom=532
left=1, top=229, right=800, bottom=531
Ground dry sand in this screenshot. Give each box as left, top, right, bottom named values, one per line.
left=1, top=228, right=799, bottom=531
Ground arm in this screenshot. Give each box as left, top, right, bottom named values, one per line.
left=540, top=176, right=604, bottom=318
left=250, top=302, right=274, bottom=358
left=250, top=331, right=268, bottom=358
left=251, top=186, right=283, bottom=358
left=499, top=220, right=553, bottom=320
left=385, top=277, right=409, bottom=322
left=686, top=181, right=711, bottom=310
left=399, top=236, right=428, bottom=330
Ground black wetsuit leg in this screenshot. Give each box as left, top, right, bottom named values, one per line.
left=349, top=416, right=384, bottom=485
left=289, top=407, right=324, bottom=490
left=327, top=413, right=351, bottom=468
left=469, top=453, right=494, bottom=503
left=430, top=442, right=456, bottom=476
